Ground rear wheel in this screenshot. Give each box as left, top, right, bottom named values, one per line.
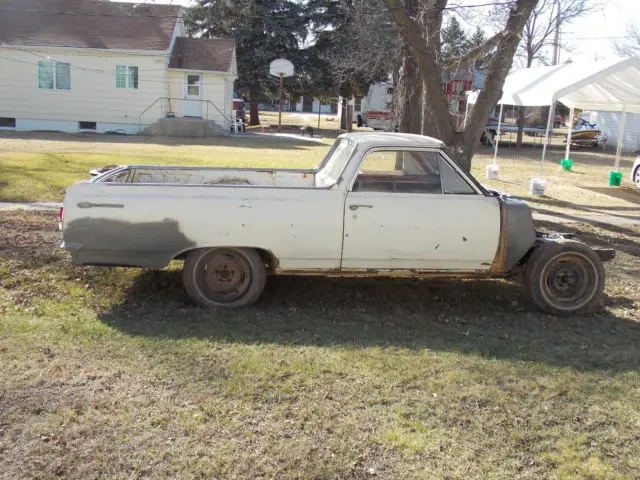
left=634, top=166, right=640, bottom=190
left=183, top=248, right=266, bottom=309
left=523, top=240, right=605, bottom=316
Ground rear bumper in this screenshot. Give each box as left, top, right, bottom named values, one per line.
left=535, top=232, right=616, bottom=262
left=594, top=248, right=616, bottom=262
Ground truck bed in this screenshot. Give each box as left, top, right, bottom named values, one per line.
left=95, top=165, right=319, bottom=188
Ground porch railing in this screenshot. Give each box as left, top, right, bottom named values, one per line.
left=138, top=97, right=232, bottom=134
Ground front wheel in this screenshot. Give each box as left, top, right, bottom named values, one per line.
left=183, top=248, right=266, bottom=309
left=523, top=240, right=605, bottom=316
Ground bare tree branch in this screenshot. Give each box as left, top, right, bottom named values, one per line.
left=517, top=0, right=600, bottom=67
left=614, top=24, right=640, bottom=57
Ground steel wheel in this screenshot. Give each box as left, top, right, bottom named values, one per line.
left=524, top=240, right=605, bottom=316
left=183, top=248, right=267, bottom=309
left=196, top=250, right=252, bottom=303
left=538, top=252, right=598, bottom=312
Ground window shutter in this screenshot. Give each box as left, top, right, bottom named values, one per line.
left=38, top=61, right=54, bottom=89
left=55, top=62, right=71, bottom=90
left=128, top=66, right=139, bottom=89
left=116, top=65, right=127, bottom=88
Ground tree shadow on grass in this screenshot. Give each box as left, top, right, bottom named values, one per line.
left=98, top=269, right=640, bottom=373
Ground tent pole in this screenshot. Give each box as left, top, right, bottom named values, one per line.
left=493, top=103, right=504, bottom=164
left=614, top=105, right=628, bottom=173
left=539, top=101, right=556, bottom=177
left=564, top=106, right=574, bottom=160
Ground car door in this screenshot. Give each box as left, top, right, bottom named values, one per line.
left=341, top=149, right=501, bottom=271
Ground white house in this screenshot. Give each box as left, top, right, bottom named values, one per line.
left=0, top=0, right=237, bottom=134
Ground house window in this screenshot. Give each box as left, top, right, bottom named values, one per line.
left=38, top=61, right=70, bottom=90
left=78, top=121, right=97, bottom=130
left=0, top=117, right=16, bottom=127
left=116, top=65, right=139, bottom=89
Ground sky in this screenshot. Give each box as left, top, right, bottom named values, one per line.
left=115, top=0, right=640, bottom=63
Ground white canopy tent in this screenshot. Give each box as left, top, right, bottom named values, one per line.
left=467, top=57, right=640, bottom=178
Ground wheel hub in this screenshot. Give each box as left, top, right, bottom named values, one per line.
left=198, top=251, right=252, bottom=301
left=540, top=253, right=596, bottom=309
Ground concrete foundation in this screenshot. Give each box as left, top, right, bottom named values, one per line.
left=141, top=118, right=228, bottom=138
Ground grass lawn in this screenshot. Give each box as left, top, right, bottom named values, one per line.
left=0, top=131, right=332, bottom=203
left=1, top=126, right=638, bottom=215
left=1, top=210, right=639, bottom=479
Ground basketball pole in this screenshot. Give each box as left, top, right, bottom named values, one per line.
left=278, top=72, right=283, bottom=133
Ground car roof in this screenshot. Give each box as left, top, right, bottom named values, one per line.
left=339, top=132, right=446, bottom=150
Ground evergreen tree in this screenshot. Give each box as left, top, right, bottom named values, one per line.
left=186, top=0, right=309, bottom=125
left=441, top=16, right=469, bottom=65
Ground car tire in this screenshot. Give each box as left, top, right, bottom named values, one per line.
left=634, top=166, right=640, bottom=190
left=523, top=240, right=605, bottom=316
left=183, top=247, right=267, bottom=309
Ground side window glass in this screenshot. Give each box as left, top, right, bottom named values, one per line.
left=353, top=150, right=442, bottom=194
left=438, top=155, right=476, bottom=194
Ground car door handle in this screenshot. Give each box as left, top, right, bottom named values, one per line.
left=349, top=204, right=373, bottom=211
left=77, top=202, right=124, bottom=209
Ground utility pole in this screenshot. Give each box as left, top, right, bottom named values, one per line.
left=552, top=0, right=561, bottom=65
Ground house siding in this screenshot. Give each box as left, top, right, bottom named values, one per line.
left=581, top=111, right=640, bottom=153
left=167, top=70, right=233, bottom=130
left=0, top=47, right=168, bottom=132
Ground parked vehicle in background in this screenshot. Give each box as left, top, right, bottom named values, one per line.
left=60, top=132, right=614, bottom=315
left=232, top=97, right=246, bottom=123
left=632, top=156, right=640, bottom=190
left=363, top=82, right=393, bottom=130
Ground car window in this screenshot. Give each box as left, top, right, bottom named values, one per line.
left=316, top=139, right=356, bottom=187
left=353, top=150, right=442, bottom=194
left=438, top=155, right=476, bottom=194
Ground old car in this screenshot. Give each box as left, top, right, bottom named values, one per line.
left=632, top=155, right=640, bottom=190
left=60, top=133, right=614, bottom=315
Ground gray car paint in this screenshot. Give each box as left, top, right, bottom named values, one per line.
left=64, top=217, right=195, bottom=268
left=502, top=197, right=537, bottom=272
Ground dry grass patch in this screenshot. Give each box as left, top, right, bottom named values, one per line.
left=1, top=210, right=640, bottom=479
left=473, top=144, right=639, bottom=219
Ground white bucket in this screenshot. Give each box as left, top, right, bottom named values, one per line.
left=529, top=178, right=546, bottom=196
left=485, top=164, right=500, bottom=180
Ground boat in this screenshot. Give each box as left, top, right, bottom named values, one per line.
left=568, top=118, right=600, bottom=147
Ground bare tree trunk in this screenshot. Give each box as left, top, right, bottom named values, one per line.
left=399, top=51, right=422, bottom=134
left=249, top=102, right=260, bottom=126
left=516, top=107, right=525, bottom=153
left=346, top=104, right=354, bottom=132
left=249, top=87, right=260, bottom=126
left=340, top=97, right=347, bottom=130
left=383, top=0, right=539, bottom=172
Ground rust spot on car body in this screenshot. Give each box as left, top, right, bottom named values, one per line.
left=275, top=268, right=500, bottom=279
left=490, top=201, right=509, bottom=274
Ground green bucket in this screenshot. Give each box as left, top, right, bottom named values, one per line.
left=560, top=158, right=573, bottom=171
left=608, top=171, right=622, bottom=186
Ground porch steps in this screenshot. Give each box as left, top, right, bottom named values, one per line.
left=140, top=117, right=228, bottom=138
